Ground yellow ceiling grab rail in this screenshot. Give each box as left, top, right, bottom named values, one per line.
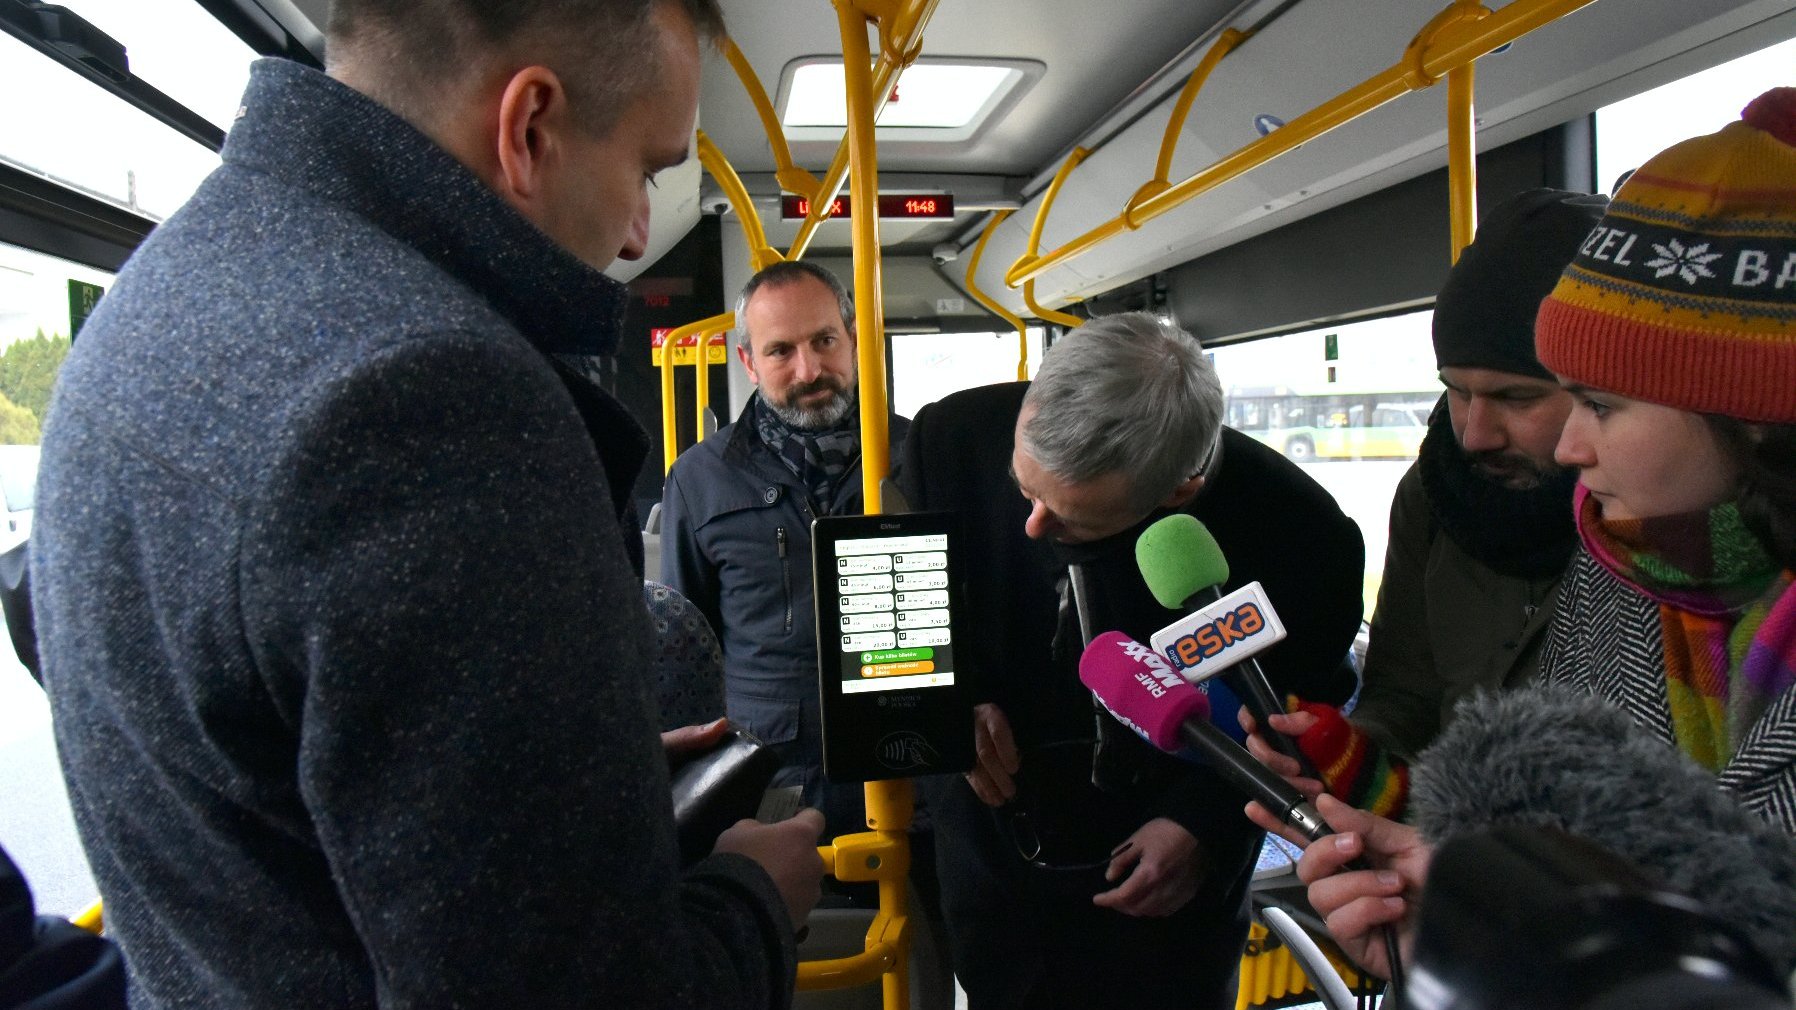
left=1022, top=147, right=1091, bottom=327
left=962, top=210, right=1032, bottom=380
left=1419, top=0, right=1493, bottom=262
left=1124, top=26, right=1251, bottom=229
left=722, top=38, right=825, bottom=205
left=1004, top=0, right=1599, bottom=290
left=697, top=131, right=785, bottom=272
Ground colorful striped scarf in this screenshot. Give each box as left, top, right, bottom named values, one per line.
left=1576, top=485, right=1796, bottom=771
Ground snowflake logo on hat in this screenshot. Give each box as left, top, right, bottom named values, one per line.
left=1644, top=238, right=1723, bottom=285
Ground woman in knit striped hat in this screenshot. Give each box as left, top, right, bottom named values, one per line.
left=1246, top=89, right=1796, bottom=984
left=1533, top=86, right=1796, bottom=833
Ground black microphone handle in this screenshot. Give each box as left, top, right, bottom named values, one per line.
left=1175, top=718, right=1328, bottom=842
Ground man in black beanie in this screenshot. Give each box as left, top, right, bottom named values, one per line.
left=1358, top=188, right=1608, bottom=760
left=1252, top=190, right=1607, bottom=805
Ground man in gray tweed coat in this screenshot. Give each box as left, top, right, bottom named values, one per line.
left=31, top=1, right=824, bottom=1007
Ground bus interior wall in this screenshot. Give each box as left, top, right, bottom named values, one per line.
left=1166, top=118, right=1596, bottom=347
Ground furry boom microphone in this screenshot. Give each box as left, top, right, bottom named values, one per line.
left=1409, top=686, right=1796, bottom=977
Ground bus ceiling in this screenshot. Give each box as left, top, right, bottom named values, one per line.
left=705, top=0, right=1791, bottom=313
left=185, top=0, right=1795, bottom=304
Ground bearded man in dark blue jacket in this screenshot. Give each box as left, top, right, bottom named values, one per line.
left=32, top=2, right=825, bottom=1007
left=661, top=261, right=908, bottom=837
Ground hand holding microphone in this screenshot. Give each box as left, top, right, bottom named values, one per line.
left=1080, top=630, right=1409, bottom=985
left=1249, top=794, right=1429, bottom=982
left=1236, top=707, right=1325, bottom=801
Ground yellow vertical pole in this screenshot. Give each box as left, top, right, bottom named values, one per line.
left=1446, top=58, right=1477, bottom=262
left=661, top=338, right=679, bottom=474
left=839, top=4, right=909, bottom=1009
left=694, top=333, right=711, bottom=442
left=841, top=4, right=890, bottom=515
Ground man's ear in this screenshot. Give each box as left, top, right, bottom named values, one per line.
left=1162, top=474, right=1205, bottom=509
left=736, top=342, right=760, bottom=385
left=493, top=65, right=568, bottom=206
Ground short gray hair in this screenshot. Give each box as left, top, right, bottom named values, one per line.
left=326, top=0, right=726, bottom=136
left=734, top=261, right=855, bottom=355
left=1021, top=312, right=1224, bottom=513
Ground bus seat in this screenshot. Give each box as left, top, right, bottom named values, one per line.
left=0, top=539, right=38, bottom=684
left=642, top=581, right=725, bottom=731
left=0, top=845, right=126, bottom=1009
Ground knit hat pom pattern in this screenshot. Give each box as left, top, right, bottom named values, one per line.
left=1534, top=87, right=1796, bottom=423
left=1742, top=87, right=1796, bottom=147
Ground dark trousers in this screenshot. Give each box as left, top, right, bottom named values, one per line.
left=927, top=777, right=1249, bottom=1010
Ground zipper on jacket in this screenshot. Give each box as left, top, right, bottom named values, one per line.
left=777, top=526, right=792, bottom=633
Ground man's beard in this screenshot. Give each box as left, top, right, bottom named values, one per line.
left=767, top=377, right=855, bottom=430
left=1467, top=449, right=1566, bottom=491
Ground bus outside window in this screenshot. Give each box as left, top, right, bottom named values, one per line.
left=0, top=240, right=105, bottom=916
left=1210, top=308, right=1438, bottom=612
left=890, top=327, right=1045, bottom=419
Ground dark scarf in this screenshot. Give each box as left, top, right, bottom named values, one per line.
left=1417, top=399, right=1579, bottom=580
left=752, top=393, right=859, bottom=505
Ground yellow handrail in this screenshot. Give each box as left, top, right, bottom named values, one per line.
left=657, top=128, right=783, bottom=472
left=73, top=900, right=103, bottom=934
left=697, top=132, right=785, bottom=272
left=1021, top=147, right=1091, bottom=327
left=787, top=0, right=942, bottom=261
left=693, top=320, right=731, bottom=441
left=660, top=312, right=733, bottom=474
left=722, top=38, right=825, bottom=203
left=962, top=210, right=1031, bottom=380
left=1124, top=27, right=1250, bottom=227
left=1424, top=1, right=1492, bottom=261
left=1004, top=0, right=1599, bottom=288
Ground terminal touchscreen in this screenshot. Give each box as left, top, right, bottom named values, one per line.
left=812, top=512, right=974, bottom=782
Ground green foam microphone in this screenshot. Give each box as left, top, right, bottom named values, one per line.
left=1135, top=513, right=1230, bottom=611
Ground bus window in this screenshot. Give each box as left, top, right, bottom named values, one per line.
left=1208, top=309, right=1437, bottom=612
left=1596, top=35, right=1796, bottom=194
left=0, top=28, right=222, bottom=221
left=890, top=328, right=1045, bottom=419
left=61, top=0, right=258, bottom=135
left=0, top=241, right=102, bottom=915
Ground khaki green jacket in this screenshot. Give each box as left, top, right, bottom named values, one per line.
left=1354, top=463, right=1564, bottom=760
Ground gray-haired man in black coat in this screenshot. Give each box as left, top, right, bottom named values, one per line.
left=897, top=313, right=1363, bottom=1009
